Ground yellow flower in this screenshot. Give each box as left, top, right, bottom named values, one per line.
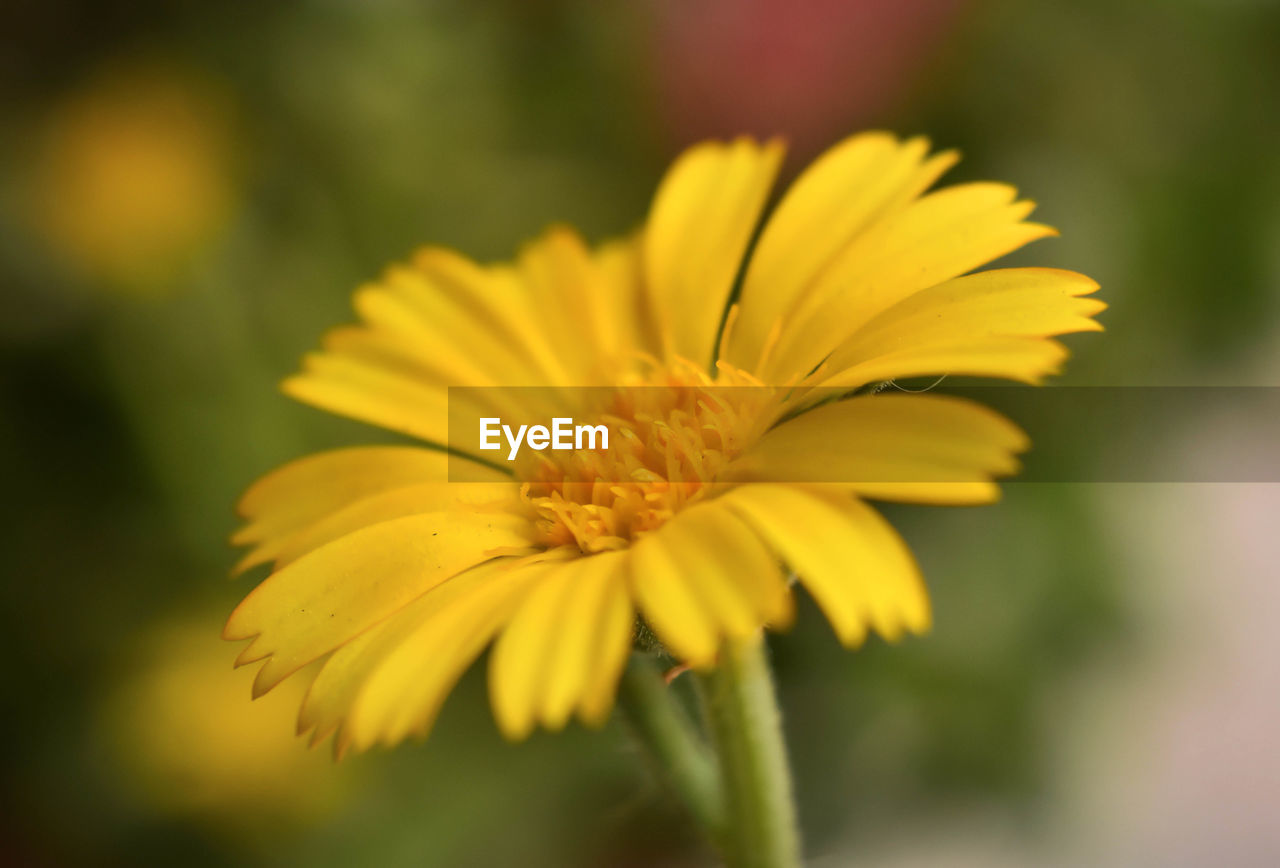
left=225, top=133, right=1103, bottom=756
left=28, top=64, right=236, bottom=292
left=105, top=619, right=348, bottom=820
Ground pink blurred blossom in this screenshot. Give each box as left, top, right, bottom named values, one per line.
left=650, top=0, right=970, bottom=155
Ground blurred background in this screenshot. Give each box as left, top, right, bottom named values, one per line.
left=2, top=0, right=1278, bottom=865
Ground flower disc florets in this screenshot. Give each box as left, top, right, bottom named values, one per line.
left=520, top=359, right=773, bottom=552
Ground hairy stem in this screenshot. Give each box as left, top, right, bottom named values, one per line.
left=696, top=636, right=801, bottom=868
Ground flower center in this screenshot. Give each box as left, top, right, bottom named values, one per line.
left=519, top=359, right=771, bottom=553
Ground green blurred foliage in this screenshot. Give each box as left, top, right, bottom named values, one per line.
left=0, top=0, right=1275, bottom=865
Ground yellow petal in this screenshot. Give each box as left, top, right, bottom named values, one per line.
left=627, top=527, right=722, bottom=668
left=821, top=267, right=1104, bottom=388
left=318, top=325, right=479, bottom=391
left=368, top=259, right=568, bottom=386
left=658, top=501, right=792, bottom=629
left=283, top=352, right=449, bottom=443
left=627, top=500, right=793, bottom=666
left=267, top=482, right=521, bottom=571
left=576, top=570, right=635, bottom=727
left=339, top=284, right=521, bottom=386
left=802, top=481, right=1002, bottom=505
left=594, top=232, right=660, bottom=361
left=297, top=557, right=504, bottom=748
left=644, top=137, right=785, bottom=368
left=535, top=551, right=630, bottom=730
left=727, top=394, right=1027, bottom=504
left=232, top=446, right=449, bottom=550
left=343, top=558, right=550, bottom=752
left=410, top=246, right=575, bottom=385
left=765, top=183, right=1055, bottom=380
left=822, top=336, right=1072, bottom=389
left=727, top=132, right=955, bottom=371
left=487, top=558, right=583, bottom=739
left=285, top=243, right=596, bottom=447
left=515, top=226, right=615, bottom=382
left=224, top=511, right=535, bottom=696
left=720, top=485, right=930, bottom=645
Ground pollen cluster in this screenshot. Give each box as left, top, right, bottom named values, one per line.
left=518, top=360, right=774, bottom=553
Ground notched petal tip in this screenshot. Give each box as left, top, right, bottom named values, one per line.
left=229, top=547, right=269, bottom=578
left=907, top=603, right=933, bottom=636
left=833, top=621, right=870, bottom=649
left=1074, top=297, right=1108, bottom=327
left=576, top=706, right=611, bottom=730
left=759, top=135, right=788, bottom=161
left=231, top=636, right=268, bottom=666
left=926, top=146, right=962, bottom=173
left=764, top=590, right=797, bottom=632
left=222, top=602, right=258, bottom=640
left=251, top=659, right=288, bottom=699
left=333, top=733, right=353, bottom=762
left=493, top=712, right=536, bottom=743
left=408, top=243, right=477, bottom=272
left=278, top=373, right=309, bottom=399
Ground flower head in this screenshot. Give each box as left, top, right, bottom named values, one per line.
left=225, top=133, right=1103, bottom=755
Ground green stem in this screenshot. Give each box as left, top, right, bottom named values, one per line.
left=618, top=654, right=727, bottom=842
left=697, top=636, right=801, bottom=868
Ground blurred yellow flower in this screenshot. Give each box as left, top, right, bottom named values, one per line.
left=106, top=619, right=347, bottom=820
left=29, top=64, right=236, bottom=292
left=225, top=133, right=1104, bottom=755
